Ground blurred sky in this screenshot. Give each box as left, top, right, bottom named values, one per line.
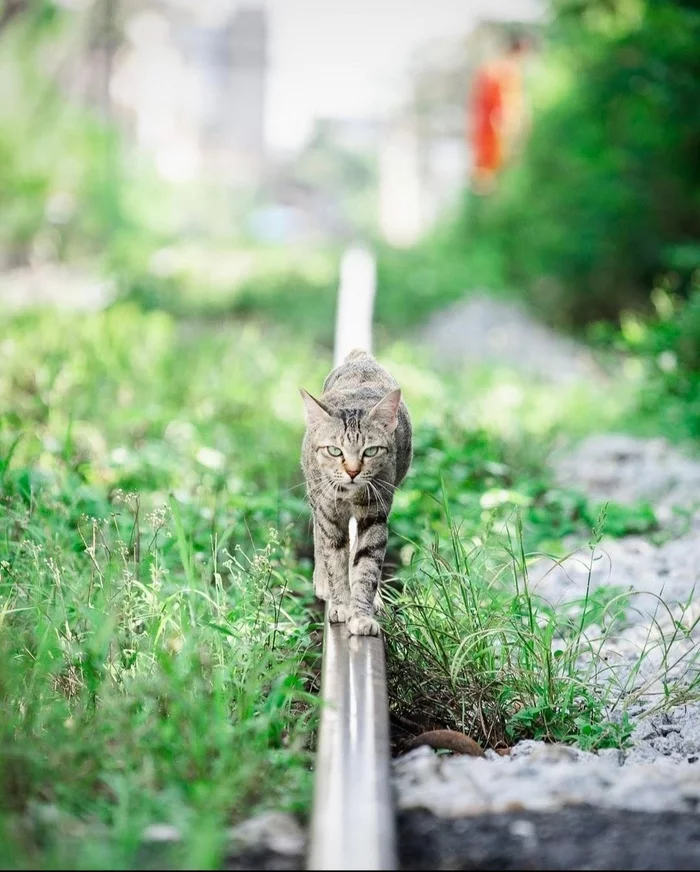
left=190, top=0, right=545, bottom=151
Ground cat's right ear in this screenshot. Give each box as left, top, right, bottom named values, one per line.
left=300, top=389, right=332, bottom=427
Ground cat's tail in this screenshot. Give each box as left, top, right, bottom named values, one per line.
left=344, top=348, right=371, bottom=362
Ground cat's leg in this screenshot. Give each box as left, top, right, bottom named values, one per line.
left=314, top=507, right=351, bottom=623
left=347, top=513, right=387, bottom=636
left=312, top=518, right=330, bottom=601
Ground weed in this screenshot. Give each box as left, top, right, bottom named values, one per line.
left=1, top=302, right=697, bottom=868
left=0, top=306, right=326, bottom=868
left=385, top=499, right=696, bottom=753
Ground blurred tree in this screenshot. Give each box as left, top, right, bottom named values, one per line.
left=488, top=0, right=700, bottom=324
left=0, top=0, right=137, bottom=268
left=0, top=1, right=31, bottom=36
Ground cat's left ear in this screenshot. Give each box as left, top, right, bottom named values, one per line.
left=300, top=388, right=332, bottom=427
left=369, top=388, right=401, bottom=433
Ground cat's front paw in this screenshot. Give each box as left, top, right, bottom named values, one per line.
left=328, top=603, right=351, bottom=623
left=347, top=614, right=380, bottom=636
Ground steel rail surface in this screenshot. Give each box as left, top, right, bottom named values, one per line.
left=307, top=247, right=398, bottom=871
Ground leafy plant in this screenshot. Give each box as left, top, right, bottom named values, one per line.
left=385, top=501, right=691, bottom=752
left=490, top=0, right=700, bottom=325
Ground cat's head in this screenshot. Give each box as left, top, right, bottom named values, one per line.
left=300, top=388, right=400, bottom=490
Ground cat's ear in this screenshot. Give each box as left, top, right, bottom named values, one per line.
left=300, top=389, right=332, bottom=427
left=368, top=388, right=401, bottom=433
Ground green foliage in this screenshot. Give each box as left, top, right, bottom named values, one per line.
left=374, top=232, right=506, bottom=336
left=119, top=230, right=505, bottom=347
left=389, top=421, right=656, bottom=559
left=385, top=491, right=700, bottom=753
left=490, top=0, right=700, bottom=324
left=0, top=495, right=317, bottom=868
left=593, top=278, right=700, bottom=438
left=0, top=306, right=327, bottom=867
left=384, top=506, right=638, bottom=751
left=0, top=7, right=135, bottom=265
left=634, top=282, right=700, bottom=437
left=0, top=300, right=692, bottom=867
left=120, top=246, right=340, bottom=348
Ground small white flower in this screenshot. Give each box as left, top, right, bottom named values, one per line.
left=480, top=489, right=514, bottom=510
left=657, top=351, right=677, bottom=373
left=165, top=420, right=196, bottom=444
left=196, top=447, right=225, bottom=470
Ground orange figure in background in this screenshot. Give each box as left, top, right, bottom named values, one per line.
left=469, top=34, right=529, bottom=194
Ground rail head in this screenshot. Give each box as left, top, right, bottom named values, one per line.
left=307, top=245, right=397, bottom=871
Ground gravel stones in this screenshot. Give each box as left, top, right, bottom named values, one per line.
left=394, top=431, right=700, bottom=847
left=419, top=294, right=601, bottom=383
left=529, top=434, right=700, bottom=698
left=552, top=433, right=700, bottom=530
left=395, top=741, right=700, bottom=818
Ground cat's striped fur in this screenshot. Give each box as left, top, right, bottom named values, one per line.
left=300, top=350, right=412, bottom=635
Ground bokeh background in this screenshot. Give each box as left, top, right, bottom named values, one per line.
left=1, top=0, right=699, bottom=868
left=1, top=0, right=698, bottom=392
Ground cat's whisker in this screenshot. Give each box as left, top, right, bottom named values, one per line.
left=378, top=485, right=390, bottom=517
left=365, top=480, right=376, bottom=514
left=280, top=480, right=311, bottom=495
left=366, top=481, right=378, bottom=514
left=372, top=482, right=394, bottom=501
left=319, top=480, right=339, bottom=506
left=304, top=479, right=339, bottom=513
left=368, top=480, right=389, bottom=518
left=375, top=483, right=390, bottom=517
left=374, top=477, right=398, bottom=493
left=374, top=482, right=398, bottom=504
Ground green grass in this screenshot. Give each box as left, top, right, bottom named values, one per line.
left=117, top=224, right=506, bottom=348
left=0, top=306, right=328, bottom=868
left=385, top=497, right=700, bottom=753
left=0, top=504, right=317, bottom=868
left=384, top=504, right=632, bottom=752
left=1, top=302, right=698, bottom=868
left=121, top=244, right=340, bottom=348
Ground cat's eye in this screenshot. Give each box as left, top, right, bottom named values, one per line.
left=363, top=446, right=381, bottom=458
left=326, top=446, right=343, bottom=457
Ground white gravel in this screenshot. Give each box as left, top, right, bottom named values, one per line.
left=394, top=736, right=700, bottom=818
left=552, top=433, right=700, bottom=531
left=395, top=429, right=700, bottom=819
left=530, top=433, right=700, bottom=701
left=419, top=293, right=602, bottom=383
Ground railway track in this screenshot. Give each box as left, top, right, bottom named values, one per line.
left=307, top=247, right=398, bottom=871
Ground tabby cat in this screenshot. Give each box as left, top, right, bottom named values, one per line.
left=300, top=349, right=412, bottom=635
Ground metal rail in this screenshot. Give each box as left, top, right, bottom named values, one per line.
left=307, top=247, right=398, bottom=871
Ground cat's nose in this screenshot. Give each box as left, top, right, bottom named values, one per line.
left=345, top=467, right=360, bottom=480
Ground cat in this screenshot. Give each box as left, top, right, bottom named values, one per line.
left=300, top=349, right=412, bottom=636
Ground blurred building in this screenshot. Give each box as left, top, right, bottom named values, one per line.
left=186, top=7, right=268, bottom=184
left=378, top=120, right=425, bottom=248
left=112, top=3, right=268, bottom=186
left=378, top=18, right=541, bottom=246
left=249, top=115, right=381, bottom=244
